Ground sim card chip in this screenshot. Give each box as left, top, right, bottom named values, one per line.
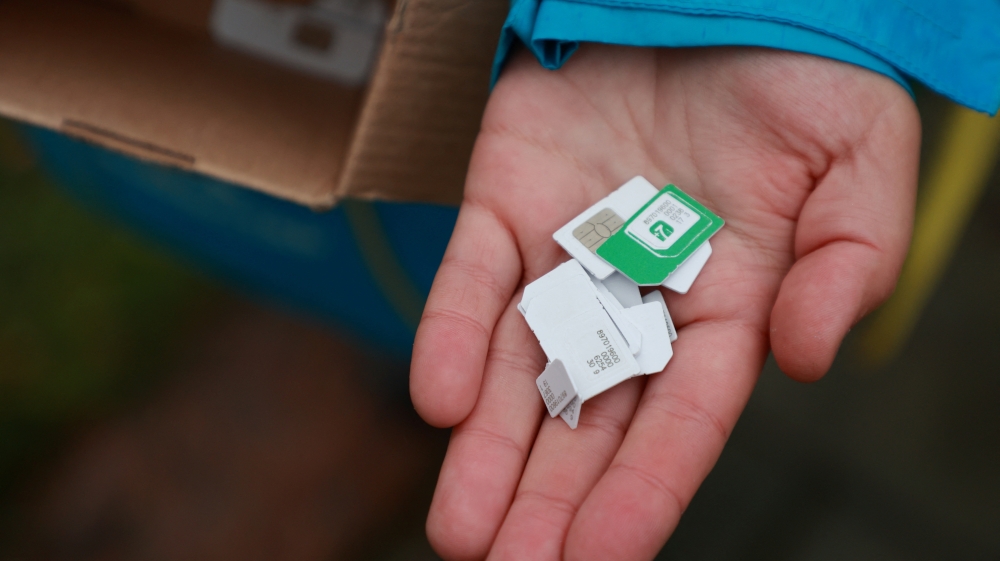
left=572, top=208, right=625, bottom=251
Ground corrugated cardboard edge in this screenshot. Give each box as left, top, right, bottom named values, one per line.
left=61, top=119, right=196, bottom=168
left=331, top=0, right=508, bottom=208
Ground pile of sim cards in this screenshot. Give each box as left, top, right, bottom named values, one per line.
left=519, top=176, right=724, bottom=428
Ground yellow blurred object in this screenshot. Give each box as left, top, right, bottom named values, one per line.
left=862, top=106, right=1000, bottom=365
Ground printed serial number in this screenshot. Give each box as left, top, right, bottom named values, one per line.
left=588, top=329, right=621, bottom=374
left=540, top=380, right=568, bottom=410
left=643, top=197, right=692, bottom=226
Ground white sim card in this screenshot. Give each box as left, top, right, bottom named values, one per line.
left=597, top=271, right=676, bottom=347
left=211, top=0, right=386, bottom=85
left=661, top=242, right=712, bottom=294
left=601, top=272, right=643, bottom=308
left=522, top=262, right=681, bottom=428
left=553, top=176, right=657, bottom=280
left=536, top=360, right=577, bottom=417
left=520, top=258, right=593, bottom=315
left=553, top=176, right=713, bottom=293
left=623, top=303, right=673, bottom=374
left=641, top=290, right=678, bottom=342
left=521, top=261, right=641, bottom=409
left=597, top=274, right=673, bottom=374
left=559, top=396, right=582, bottom=429
left=590, top=276, right=642, bottom=355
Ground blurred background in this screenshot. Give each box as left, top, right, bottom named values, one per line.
left=1, top=74, right=999, bottom=561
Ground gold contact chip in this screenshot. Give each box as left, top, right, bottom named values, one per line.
left=572, top=208, right=625, bottom=252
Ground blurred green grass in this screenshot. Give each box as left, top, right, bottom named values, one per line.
left=0, top=121, right=216, bottom=502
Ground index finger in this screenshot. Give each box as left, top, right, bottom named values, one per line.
left=410, top=202, right=522, bottom=427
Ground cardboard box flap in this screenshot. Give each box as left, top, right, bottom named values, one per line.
left=0, top=0, right=507, bottom=208
left=0, top=0, right=362, bottom=207
left=337, top=0, right=508, bottom=206
left=115, top=0, right=214, bottom=34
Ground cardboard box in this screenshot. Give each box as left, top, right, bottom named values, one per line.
left=0, top=0, right=508, bottom=208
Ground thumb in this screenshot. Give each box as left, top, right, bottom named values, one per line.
left=770, top=97, right=921, bottom=382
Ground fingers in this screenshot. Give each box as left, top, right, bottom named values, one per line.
left=411, top=203, right=522, bottom=427
left=770, top=98, right=921, bottom=381
left=564, top=319, right=768, bottom=561
left=486, top=379, right=644, bottom=561
left=769, top=237, right=890, bottom=381
left=426, top=300, right=547, bottom=561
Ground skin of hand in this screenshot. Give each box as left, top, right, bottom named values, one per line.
left=410, top=45, right=921, bottom=561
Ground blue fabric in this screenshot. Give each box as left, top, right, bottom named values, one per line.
left=493, top=0, right=1000, bottom=115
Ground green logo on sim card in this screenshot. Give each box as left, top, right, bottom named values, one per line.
left=649, top=221, right=674, bottom=242
left=596, top=184, right=723, bottom=285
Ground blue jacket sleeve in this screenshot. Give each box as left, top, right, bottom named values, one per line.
left=492, top=0, right=1000, bottom=115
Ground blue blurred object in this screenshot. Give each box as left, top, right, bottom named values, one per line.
left=19, top=125, right=458, bottom=356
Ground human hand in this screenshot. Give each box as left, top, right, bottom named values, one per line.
left=410, top=45, right=920, bottom=560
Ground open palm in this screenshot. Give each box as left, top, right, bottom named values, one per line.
left=411, top=45, right=920, bottom=561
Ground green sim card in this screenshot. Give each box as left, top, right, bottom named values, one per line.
left=596, top=184, right=724, bottom=285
